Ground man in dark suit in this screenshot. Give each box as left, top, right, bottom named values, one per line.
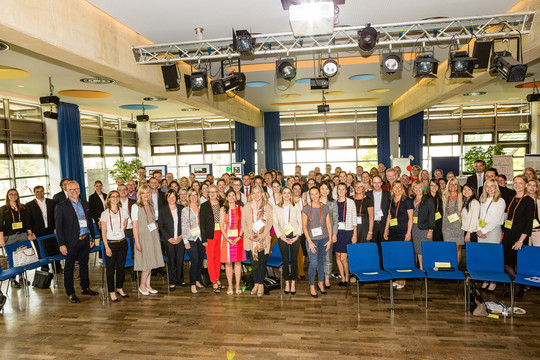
left=148, top=177, right=166, bottom=220
left=55, top=181, right=97, bottom=303
left=366, top=175, right=391, bottom=263
left=241, top=173, right=252, bottom=197
left=118, top=184, right=136, bottom=255
left=27, top=185, right=60, bottom=272
left=497, top=174, right=516, bottom=207
left=466, top=159, right=486, bottom=195
left=52, top=178, right=70, bottom=205
left=88, top=180, right=107, bottom=230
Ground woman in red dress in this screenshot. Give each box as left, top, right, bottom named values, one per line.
left=220, top=189, right=245, bottom=295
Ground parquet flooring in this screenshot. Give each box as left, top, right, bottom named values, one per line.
left=1, top=265, right=540, bottom=360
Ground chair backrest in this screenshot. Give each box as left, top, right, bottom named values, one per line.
left=93, top=222, right=100, bottom=239
left=517, top=245, right=540, bottom=276
left=36, top=234, right=57, bottom=258
left=4, top=240, right=37, bottom=268
left=422, top=242, right=458, bottom=270
left=381, top=241, right=416, bottom=270
left=269, top=240, right=281, bottom=259
left=466, top=242, right=504, bottom=273
left=347, top=243, right=382, bottom=272
left=100, top=244, right=107, bottom=267
left=125, top=237, right=134, bottom=260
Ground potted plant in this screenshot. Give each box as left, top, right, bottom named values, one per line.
left=109, top=158, right=143, bottom=182
left=463, top=143, right=504, bottom=174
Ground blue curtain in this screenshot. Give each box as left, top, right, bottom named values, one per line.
left=399, top=111, right=424, bottom=167
left=263, top=112, right=283, bottom=171
left=376, top=106, right=391, bottom=169
left=58, top=102, right=87, bottom=200
left=235, top=121, right=255, bottom=174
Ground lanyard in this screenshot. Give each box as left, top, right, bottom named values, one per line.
left=188, top=206, right=199, bottom=228
left=142, top=205, right=154, bottom=223
left=35, top=199, right=45, bottom=215
left=479, top=198, right=494, bottom=220
left=390, top=198, right=401, bottom=219
left=109, top=209, right=121, bottom=232
left=507, top=195, right=525, bottom=221
left=436, top=196, right=439, bottom=212
left=309, top=202, right=322, bottom=227
left=355, top=196, right=365, bottom=216
left=10, top=208, right=20, bottom=222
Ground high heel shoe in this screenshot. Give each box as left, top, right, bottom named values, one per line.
left=138, top=287, right=149, bottom=296
left=116, top=291, right=129, bottom=298
left=146, top=288, right=158, bottom=294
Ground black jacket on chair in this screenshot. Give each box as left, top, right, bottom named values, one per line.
left=26, top=198, right=56, bottom=237
left=200, top=199, right=223, bottom=244
left=88, top=192, right=107, bottom=225
left=366, top=189, right=391, bottom=225
left=55, top=199, right=96, bottom=247
left=158, top=204, right=184, bottom=243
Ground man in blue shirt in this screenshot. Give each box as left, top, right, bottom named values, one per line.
left=55, top=181, right=97, bottom=303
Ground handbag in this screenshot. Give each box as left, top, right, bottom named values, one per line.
left=32, top=270, right=53, bottom=289
left=12, top=244, right=39, bottom=267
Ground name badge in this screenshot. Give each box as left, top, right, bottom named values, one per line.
left=478, top=219, right=486, bottom=227
left=284, top=224, right=294, bottom=235
left=214, top=223, right=220, bottom=231
left=357, top=216, right=362, bottom=225
left=228, top=229, right=238, bottom=238
left=311, top=227, right=323, bottom=237
left=79, top=219, right=87, bottom=228
left=504, top=220, right=513, bottom=229
left=12, top=222, right=23, bottom=230
left=338, top=222, right=346, bottom=230
left=253, top=219, right=265, bottom=232
left=435, top=212, right=442, bottom=220
left=190, top=227, right=201, bottom=237
left=375, top=209, right=384, bottom=218
left=147, top=222, right=157, bottom=232
left=413, top=216, right=418, bottom=224
left=110, top=231, right=123, bottom=239
left=447, top=213, right=459, bottom=223
left=389, top=218, right=398, bottom=227
left=534, top=219, right=540, bottom=228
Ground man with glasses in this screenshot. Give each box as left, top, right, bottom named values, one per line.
left=126, top=179, right=137, bottom=200
left=137, top=167, right=146, bottom=183
left=366, top=175, right=390, bottom=260
left=382, top=168, right=398, bottom=192
left=55, top=181, right=98, bottom=303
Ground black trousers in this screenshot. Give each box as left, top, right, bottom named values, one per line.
left=104, top=240, right=128, bottom=293
left=250, top=250, right=269, bottom=284
left=64, top=235, right=90, bottom=295
left=372, top=220, right=386, bottom=267
left=164, top=240, right=185, bottom=286
left=186, top=241, right=204, bottom=285
left=278, top=238, right=300, bottom=281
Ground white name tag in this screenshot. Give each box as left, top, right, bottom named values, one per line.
left=147, top=222, right=157, bottom=232
left=253, top=219, right=265, bottom=232
left=79, top=219, right=87, bottom=228
left=338, top=222, right=346, bottom=230
left=357, top=216, right=362, bottom=225
left=447, top=213, right=459, bottom=223
left=190, top=227, right=201, bottom=237
left=375, top=209, right=384, bottom=218
left=311, top=227, right=323, bottom=237
left=110, top=231, right=123, bottom=239
left=126, top=218, right=133, bottom=229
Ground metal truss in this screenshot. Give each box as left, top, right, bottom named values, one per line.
left=133, top=12, right=535, bottom=65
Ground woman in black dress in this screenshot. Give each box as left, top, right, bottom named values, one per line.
left=428, top=179, right=444, bottom=241
left=353, top=181, right=374, bottom=243
left=503, top=175, right=534, bottom=297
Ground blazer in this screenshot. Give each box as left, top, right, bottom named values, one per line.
left=52, top=191, right=67, bottom=205
left=55, top=198, right=96, bottom=247
left=89, top=192, right=107, bottom=225
left=26, top=198, right=56, bottom=237
left=367, top=189, right=391, bottom=225
left=466, top=173, right=485, bottom=190
left=478, top=197, right=506, bottom=234
left=336, top=198, right=357, bottom=231
left=241, top=202, right=274, bottom=254
left=273, top=203, right=303, bottom=238
left=158, top=204, right=184, bottom=243
left=461, top=199, right=481, bottom=233
left=200, top=199, right=224, bottom=243
left=413, top=196, right=435, bottom=230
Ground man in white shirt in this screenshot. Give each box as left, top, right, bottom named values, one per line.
left=467, top=159, right=485, bottom=194
left=366, top=175, right=391, bottom=261
left=242, top=173, right=252, bottom=197
left=148, top=177, right=164, bottom=220
left=117, top=184, right=136, bottom=254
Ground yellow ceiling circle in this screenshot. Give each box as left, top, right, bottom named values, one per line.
left=0, top=65, right=30, bottom=79
left=368, top=88, right=390, bottom=93
left=324, top=91, right=345, bottom=95
left=58, top=90, right=112, bottom=98
left=280, top=94, right=302, bottom=98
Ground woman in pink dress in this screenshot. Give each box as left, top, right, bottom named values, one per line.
left=220, top=189, right=245, bottom=295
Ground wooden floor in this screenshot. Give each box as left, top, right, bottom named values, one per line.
left=1, top=264, right=540, bottom=360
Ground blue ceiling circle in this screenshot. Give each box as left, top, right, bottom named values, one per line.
left=245, top=81, right=270, bottom=88
left=296, top=78, right=311, bottom=84
left=349, top=74, right=376, bottom=81
left=119, top=104, right=158, bottom=110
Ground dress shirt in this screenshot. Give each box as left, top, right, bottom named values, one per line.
left=151, top=192, right=160, bottom=220
left=70, top=198, right=89, bottom=236
left=35, top=198, right=48, bottom=228
left=373, top=190, right=383, bottom=221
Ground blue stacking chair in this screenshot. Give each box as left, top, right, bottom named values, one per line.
left=466, top=243, right=513, bottom=312
left=266, top=241, right=284, bottom=295
left=89, top=228, right=103, bottom=266
left=347, top=243, right=394, bottom=312
left=514, top=246, right=540, bottom=302
left=422, top=242, right=466, bottom=310
left=0, top=266, right=26, bottom=310
left=36, top=234, right=65, bottom=287
left=381, top=241, right=427, bottom=306
left=4, top=240, right=52, bottom=297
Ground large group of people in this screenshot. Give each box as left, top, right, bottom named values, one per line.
left=1, top=160, right=539, bottom=306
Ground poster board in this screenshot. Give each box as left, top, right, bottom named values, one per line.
left=190, top=163, right=213, bottom=182
left=87, top=169, right=110, bottom=196
left=231, top=162, right=244, bottom=176
left=431, top=157, right=460, bottom=178
left=492, top=155, right=514, bottom=180
left=391, top=157, right=411, bottom=172
left=145, top=165, right=167, bottom=178
left=524, top=155, right=540, bottom=177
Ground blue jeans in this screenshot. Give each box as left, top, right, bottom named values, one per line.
left=307, top=238, right=329, bottom=285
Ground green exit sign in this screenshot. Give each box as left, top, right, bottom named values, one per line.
left=520, top=123, right=530, bottom=130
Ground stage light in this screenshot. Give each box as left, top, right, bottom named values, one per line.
left=414, top=54, right=439, bottom=78
left=288, top=1, right=334, bottom=37
left=185, top=71, right=208, bottom=93
left=276, top=59, right=296, bottom=80
left=489, top=50, right=527, bottom=82
left=211, top=73, right=246, bottom=95
left=381, top=52, right=403, bottom=74
left=449, top=51, right=476, bottom=78
left=322, top=58, right=339, bottom=78
left=233, top=29, right=254, bottom=56
left=358, top=24, right=378, bottom=52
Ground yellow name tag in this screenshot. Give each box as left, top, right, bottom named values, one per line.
left=389, top=218, right=398, bottom=227
left=488, top=314, right=499, bottom=319
left=478, top=219, right=486, bottom=227
left=214, top=223, right=220, bottom=231
left=435, top=212, right=442, bottom=220
left=534, top=219, right=540, bottom=228
left=12, top=222, right=23, bottom=230
left=413, top=216, right=418, bottom=224
left=504, top=220, right=513, bottom=229
left=228, top=229, right=238, bottom=238
left=190, top=227, right=201, bottom=236
left=284, top=224, right=294, bottom=235
left=435, top=262, right=451, bottom=268
left=447, top=213, right=459, bottom=223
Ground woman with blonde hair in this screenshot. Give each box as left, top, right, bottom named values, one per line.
left=420, top=170, right=430, bottom=192
left=523, top=167, right=539, bottom=182
left=181, top=188, right=205, bottom=295
left=442, top=178, right=464, bottom=265
left=410, top=181, right=435, bottom=271
left=526, top=179, right=540, bottom=247
left=179, top=176, right=190, bottom=190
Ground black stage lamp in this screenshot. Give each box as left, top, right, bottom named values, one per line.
left=211, top=73, right=246, bottom=95
left=489, top=50, right=527, bottom=82
left=185, top=71, right=208, bottom=93
left=358, top=24, right=378, bottom=52
left=276, top=59, right=296, bottom=80
left=233, top=29, right=254, bottom=56
left=449, top=51, right=476, bottom=78
left=381, top=52, right=403, bottom=74
left=414, top=54, right=439, bottom=78
left=321, top=58, right=339, bottom=78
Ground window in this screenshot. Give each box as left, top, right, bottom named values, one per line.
left=281, top=140, right=295, bottom=150
left=152, top=145, right=175, bottom=154
left=205, top=143, right=230, bottom=152
left=358, top=137, right=377, bottom=146
left=179, top=144, right=202, bottom=153
left=123, top=146, right=137, bottom=155
left=83, top=145, right=101, bottom=155
left=430, top=134, right=459, bottom=144
left=13, top=143, right=43, bottom=155
left=104, top=146, right=120, bottom=155
left=328, top=138, right=354, bottom=148
left=498, top=132, right=528, bottom=142
left=298, top=139, right=324, bottom=149
left=0, top=143, right=5, bottom=155
left=464, top=133, right=493, bottom=143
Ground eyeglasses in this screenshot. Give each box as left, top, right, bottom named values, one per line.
left=68, top=188, right=80, bottom=192
left=110, top=195, right=119, bottom=198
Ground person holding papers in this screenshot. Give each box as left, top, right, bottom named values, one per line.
left=181, top=189, right=205, bottom=295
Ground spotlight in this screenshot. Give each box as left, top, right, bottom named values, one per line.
left=276, top=59, right=296, bottom=80
left=127, top=122, right=137, bottom=129
left=358, top=24, right=378, bottom=52
left=414, top=54, right=439, bottom=78
left=211, top=73, right=246, bottom=95
left=232, top=29, right=254, bottom=56
left=310, top=78, right=329, bottom=90
left=321, top=58, right=339, bottom=78
left=381, top=52, right=403, bottom=74
left=449, top=51, right=476, bottom=78
left=161, top=64, right=180, bottom=91
left=489, top=51, right=527, bottom=82
left=317, top=104, right=329, bottom=113
left=40, top=96, right=60, bottom=105
left=43, top=111, right=58, bottom=119
left=184, top=71, right=208, bottom=96
left=136, top=114, right=149, bottom=122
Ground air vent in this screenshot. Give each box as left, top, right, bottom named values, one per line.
left=0, top=42, right=9, bottom=51
left=181, top=108, right=200, bottom=112
left=80, top=76, right=115, bottom=84
left=143, top=96, right=168, bottom=101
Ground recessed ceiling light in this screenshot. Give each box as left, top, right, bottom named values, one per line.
left=143, top=96, right=168, bottom=101
left=280, top=94, right=301, bottom=98
left=296, top=78, right=311, bottom=84
left=0, top=42, right=9, bottom=51
left=181, top=108, right=200, bottom=112
left=349, top=74, right=376, bottom=81
left=245, top=81, right=269, bottom=88
left=368, top=88, right=390, bottom=93
left=80, top=76, right=115, bottom=84
left=17, top=85, right=24, bottom=88
left=462, top=91, right=487, bottom=96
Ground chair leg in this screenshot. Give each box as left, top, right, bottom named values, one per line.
left=389, top=281, right=394, bottom=310
left=463, top=280, right=467, bottom=313
left=24, top=272, right=30, bottom=298
left=356, top=281, right=360, bottom=313
left=52, top=261, right=58, bottom=288
left=425, top=278, right=428, bottom=309
left=510, top=282, right=514, bottom=317
left=280, top=267, right=283, bottom=300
